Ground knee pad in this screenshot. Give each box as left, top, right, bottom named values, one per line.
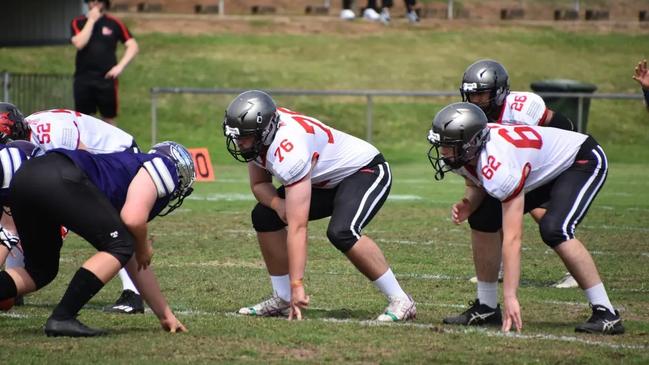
left=539, top=216, right=569, bottom=248
left=326, top=226, right=357, bottom=252
left=251, top=203, right=286, bottom=232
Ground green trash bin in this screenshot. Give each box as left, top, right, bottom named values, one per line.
left=529, top=79, right=597, bottom=133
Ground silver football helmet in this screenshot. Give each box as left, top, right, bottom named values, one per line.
left=149, top=141, right=196, bottom=216
left=427, top=102, right=490, bottom=180
left=460, top=59, right=510, bottom=120
left=223, top=90, right=279, bottom=162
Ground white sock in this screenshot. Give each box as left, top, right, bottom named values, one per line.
left=118, top=269, right=140, bottom=294
left=477, top=280, right=498, bottom=309
left=373, top=268, right=407, bottom=299
left=5, top=248, right=25, bottom=269
left=584, top=282, right=614, bottom=313
left=270, top=274, right=291, bottom=302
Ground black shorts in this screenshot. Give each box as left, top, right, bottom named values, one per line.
left=9, top=153, right=134, bottom=276
left=73, top=75, right=119, bottom=118
left=469, top=135, right=606, bottom=242
left=252, top=154, right=391, bottom=251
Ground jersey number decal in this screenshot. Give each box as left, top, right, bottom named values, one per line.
left=277, top=107, right=334, bottom=143
left=35, top=123, right=51, bottom=144
left=481, top=155, right=502, bottom=180
left=510, top=95, right=527, bottom=112
left=273, top=139, right=294, bottom=162
left=498, top=125, right=543, bottom=149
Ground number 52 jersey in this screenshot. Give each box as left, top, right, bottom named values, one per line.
left=457, top=124, right=588, bottom=202
left=256, top=107, right=380, bottom=188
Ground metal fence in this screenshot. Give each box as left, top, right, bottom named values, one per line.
left=150, top=87, right=643, bottom=146
left=1, top=71, right=74, bottom=115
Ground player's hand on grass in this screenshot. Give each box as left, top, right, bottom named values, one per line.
left=160, top=314, right=187, bottom=333
left=288, top=284, right=309, bottom=321
left=502, top=296, right=522, bottom=333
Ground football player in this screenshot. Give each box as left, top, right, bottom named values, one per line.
left=632, top=59, right=649, bottom=112
left=223, top=90, right=415, bottom=321
left=0, top=141, right=194, bottom=337
left=427, top=102, right=624, bottom=335
left=0, top=103, right=146, bottom=313
left=460, top=59, right=579, bottom=289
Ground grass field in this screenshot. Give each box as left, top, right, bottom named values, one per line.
left=2, top=161, right=649, bottom=364
left=1, top=16, right=649, bottom=364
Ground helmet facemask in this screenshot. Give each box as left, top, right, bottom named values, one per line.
left=149, top=141, right=196, bottom=216
left=223, top=110, right=278, bottom=163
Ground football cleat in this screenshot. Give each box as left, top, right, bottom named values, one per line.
left=238, top=294, right=290, bottom=317
left=553, top=272, right=579, bottom=289
left=376, top=295, right=416, bottom=322
left=443, top=299, right=502, bottom=326
left=575, top=304, right=625, bottom=335
left=406, top=10, right=420, bottom=23
left=103, top=289, right=145, bottom=314
left=44, top=317, right=108, bottom=337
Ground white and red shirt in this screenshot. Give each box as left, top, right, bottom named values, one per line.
left=456, top=124, right=587, bottom=202
left=25, top=109, right=135, bottom=153
left=496, top=92, right=549, bottom=126
left=255, top=107, right=379, bottom=188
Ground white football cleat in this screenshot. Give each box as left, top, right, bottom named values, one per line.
left=406, top=10, right=420, bottom=23
left=340, top=9, right=355, bottom=20
left=376, top=295, right=416, bottom=322
left=363, top=8, right=381, bottom=21
left=238, top=295, right=290, bottom=317
left=553, top=272, right=579, bottom=289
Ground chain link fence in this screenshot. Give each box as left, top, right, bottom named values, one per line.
left=1, top=71, right=74, bottom=115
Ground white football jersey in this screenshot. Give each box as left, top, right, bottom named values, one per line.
left=457, top=124, right=587, bottom=201
left=25, top=109, right=135, bottom=153
left=256, top=107, right=379, bottom=187
left=497, top=92, right=549, bottom=126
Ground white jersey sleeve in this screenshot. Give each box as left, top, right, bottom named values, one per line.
left=497, top=92, right=548, bottom=126
left=25, top=109, right=135, bottom=153
left=27, top=111, right=80, bottom=150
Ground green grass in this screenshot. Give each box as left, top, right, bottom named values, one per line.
left=1, top=20, right=649, bottom=363
left=2, top=162, right=649, bottom=364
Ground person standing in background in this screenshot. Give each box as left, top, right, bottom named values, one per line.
left=70, top=0, right=138, bottom=126
left=341, top=0, right=418, bottom=23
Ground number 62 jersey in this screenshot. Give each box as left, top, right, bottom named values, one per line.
left=457, top=124, right=588, bottom=202
left=256, top=107, right=380, bottom=188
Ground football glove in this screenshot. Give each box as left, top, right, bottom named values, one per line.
left=0, top=226, right=20, bottom=251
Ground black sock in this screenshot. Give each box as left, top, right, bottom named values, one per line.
left=0, top=271, right=18, bottom=300
left=51, top=267, right=104, bottom=320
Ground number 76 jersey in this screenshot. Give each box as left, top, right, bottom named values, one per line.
left=258, top=107, right=379, bottom=188
left=458, top=124, right=588, bottom=202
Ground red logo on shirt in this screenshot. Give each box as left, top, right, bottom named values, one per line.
left=102, top=26, right=113, bottom=36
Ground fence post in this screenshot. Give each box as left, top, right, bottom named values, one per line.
left=577, top=96, right=584, bottom=133
left=151, top=89, right=158, bottom=146
left=2, top=71, right=9, bottom=102
left=366, top=94, right=373, bottom=143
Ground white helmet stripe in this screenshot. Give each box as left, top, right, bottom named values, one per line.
left=144, top=158, right=176, bottom=198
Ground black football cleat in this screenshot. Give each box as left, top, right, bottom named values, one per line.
left=44, top=317, right=108, bottom=337
left=103, top=289, right=144, bottom=314
left=443, top=299, right=502, bottom=326
left=575, top=304, right=625, bottom=335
